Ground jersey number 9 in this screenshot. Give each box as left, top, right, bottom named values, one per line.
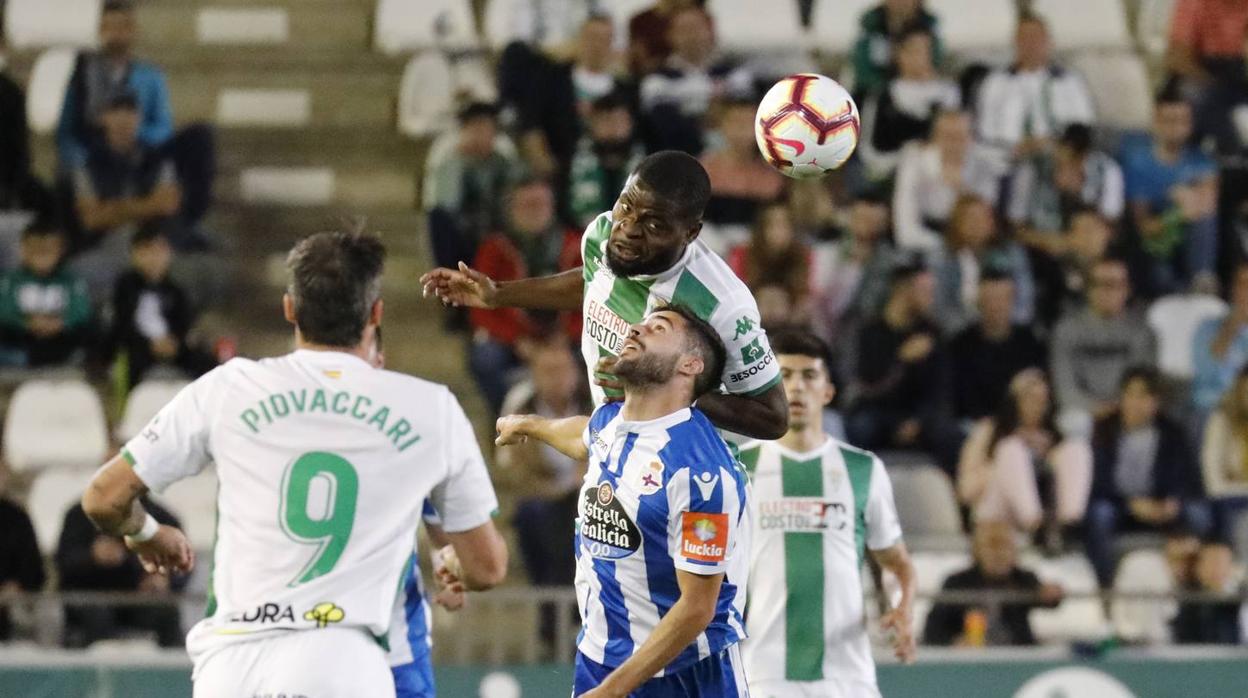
left=279, top=452, right=359, bottom=587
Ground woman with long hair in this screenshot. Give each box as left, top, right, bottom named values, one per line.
left=728, top=203, right=811, bottom=318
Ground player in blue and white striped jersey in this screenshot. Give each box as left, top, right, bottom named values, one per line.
left=496, top=305, right=752, bottom=697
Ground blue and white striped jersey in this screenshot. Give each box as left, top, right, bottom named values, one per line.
left=574, top=402, right=751, bottom=675
left=386, top=501, right=442, bottom=669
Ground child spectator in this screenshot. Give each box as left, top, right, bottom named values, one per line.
left=932, top=194, right=1034, bottom=332
left=851, top=0, right=943, bottom=97
left=1200, top=366, right=1248, bottom=531
left=0, top=219, right=92, bottom=367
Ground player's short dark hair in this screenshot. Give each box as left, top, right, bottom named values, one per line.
left=633, top=151, right=711, bottom=224
left=1120, top=364, right=1162, bottom=395
left=662, top=304, right=727, bottom=400
left=286, top=230, right=386, bottom=348
left=768, top=327, right=831, bottom=371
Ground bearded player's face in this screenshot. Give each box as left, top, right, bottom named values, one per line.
left=614, top=311, right=688, bottom=388
left=607, top=178, right=696, bottom=277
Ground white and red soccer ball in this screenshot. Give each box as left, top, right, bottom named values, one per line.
left=754, top=73, right=860, bottom=179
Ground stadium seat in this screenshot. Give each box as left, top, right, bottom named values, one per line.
left=1070, top=51, right=1154, bottom=131
left=116, top=379, right=189, bottom=442
left=909, top=550, right=972, bottom=636
left=373, top=0, right=478, bottom=55
left=1111, top=549, right=1175, bottom=643
left=397, top=50, right=455, bottom=138
left=809, top=0, right=876, bottom=53
left=25, top=48, right=78, bottom=136
left=888, top=465, right=963, bottom=545
left=1024, top=553, right=1110, bottom=642
left=925, top=0, right=1016, bottom=53
left=239, top=167, right=335, bottom=206
left=3, top=379, right=107, bottom=474
left=27, top=468, right=94, bottom=554
left=1136, top=0, right=1177, bottom=57
left=1030, top=0, right=1130, bottom=51
left=3, top=0, right=100, bottom=50
left=195, top=7, right=290, bottom=45
left=156, top=467, right=218, bottom=552
left=1147, top=293, right=1228, bottom=379
left=709, top=0, right=807, bottom=52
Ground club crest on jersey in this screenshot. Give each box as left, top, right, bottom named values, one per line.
left=581, top=482, right=640, bottom=559
left=633, top=461, right=664, bottom=495
left=680, top=512, right=728, bottom=563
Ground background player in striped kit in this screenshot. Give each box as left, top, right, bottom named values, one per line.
left=495, top=305, right=751, bottom=697
left=740, top=328, right=917, bottom=698
left=421, top=150, right=789, bottom=441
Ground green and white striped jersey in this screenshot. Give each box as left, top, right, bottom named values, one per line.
left=580, top=211, right=780, bottom=405
left=739, top=438, right=902, bottom=687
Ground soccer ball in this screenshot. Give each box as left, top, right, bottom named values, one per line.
left=754, top=73, right=860, bottom=179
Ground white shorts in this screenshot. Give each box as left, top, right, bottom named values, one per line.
left=193, top=627, right=395, bottom=698
left=749, top=678, right=882, bottom=698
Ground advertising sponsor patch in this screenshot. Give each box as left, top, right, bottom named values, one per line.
left=680, top=511, right=729, bottom=564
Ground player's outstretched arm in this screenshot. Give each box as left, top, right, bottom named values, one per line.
left=420, top=264, right=584, bottom=311
left=438, top=522, right=508, bottom=591
left=871, top=542, right=917, bottom=664
left=582, top=570, right=724, bottom=698
left=696, top=382, right=790, bottom=440
left=496, top=414, right=590, bottom=461
left=82, top=455, right=194, bottom=576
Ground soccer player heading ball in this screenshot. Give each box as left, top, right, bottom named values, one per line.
left=421, top=150, right=789, bottom=440
left=497, top=306, right=751, bottom=697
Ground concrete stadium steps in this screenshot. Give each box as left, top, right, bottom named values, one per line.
left=207, top=204, right=426, bottom=254
left=136, top=0, right=374, bottom=51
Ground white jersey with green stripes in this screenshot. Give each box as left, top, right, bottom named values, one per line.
left=580, top=211, right=781, bottom=405
left=738, top=438, right=902, bottom=690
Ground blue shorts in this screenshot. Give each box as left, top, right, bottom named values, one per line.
left=391, top=654, right=435, bottom=698
left=573, top=644, right=748, bottom=697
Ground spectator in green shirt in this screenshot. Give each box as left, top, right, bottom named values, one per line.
left=852, top=0, right=943, bottom=97
left=0, top=218, right=93, bottom=367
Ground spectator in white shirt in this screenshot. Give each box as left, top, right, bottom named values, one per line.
left=893, top=109, right=1001, bottom=255
left=975, top=12, right=1095, bottom=166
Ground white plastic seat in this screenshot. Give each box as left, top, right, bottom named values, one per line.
left=1030, top=0, right=1130, bottom=51
left=482, top=0, right=602, bottom=51
left=25, top=48, right=78, bottom=136
left=374, top=0, right=477, bottom=54
left=27, top=468, right=94, bottom=554
left=889, top=465, right=963, bottom=539
left=1136, top=0, right=1177, bottom=57
left=397, top=51, right=455, bottom=138
left=710, top=0, right=807, bottom=52
left=3, top=0, right=100, bottom=50
left=1070, top=51, right=1155, bottom=131
left=116, top=379, right=190, bottom=442
left=925, top=0, right=1016, bottom=53
left=3, top=379, right=107, bottom=473
left=1111, top=549, right=1175, bottom=643
left=810, top=0, right=876, bottom=54
left=155, top=467, right=218, bottom=552
left=1024, top=553, right=1109, bottom=642
left=1147, top=293, right=1229, bottom=379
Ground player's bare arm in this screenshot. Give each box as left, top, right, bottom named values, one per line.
left=438, top=521, right=508, bottom=591
left=82, top=454, right=194, bottom=576
left=420, top=263, right=584, bottom=311
left=696, top=381, right=790, bottom=440
left=871, top=541, right=917, bottom=664
left=496, top=414, right=591, bottom=460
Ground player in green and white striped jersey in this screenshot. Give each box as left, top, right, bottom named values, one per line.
left=421, top=151, right=789, bottom=441
left=739, top=329, right=917, bottom=698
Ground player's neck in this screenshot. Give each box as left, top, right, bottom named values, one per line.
left=294, top=335, right=371, bottom=363
left=620, top=385, right=691, bottom=423
left=778, top=425, right=827, bottom=454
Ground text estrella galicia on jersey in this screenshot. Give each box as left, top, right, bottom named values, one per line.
left=581, top=482, right=641, bottom=559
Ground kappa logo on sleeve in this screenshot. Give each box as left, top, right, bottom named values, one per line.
left=680, top=512, right=729, bottom=564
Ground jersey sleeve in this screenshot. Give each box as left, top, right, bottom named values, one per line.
left=123, top=368, right=220, bottom=493
left=865, top=456, right=903, bottom=551
left=428, top=391, right=499, bottom=533
left=666, top=458, right=745, bottom=576
left=715, top=301, right=780, bottom=397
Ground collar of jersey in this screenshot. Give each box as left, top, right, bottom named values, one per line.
left=615, top=406, right=692, bottom=432
left=770, top=435, right=833, bottom=460
left=291, top=348, right=373, bottom=369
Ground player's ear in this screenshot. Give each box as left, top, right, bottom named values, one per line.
left=370, top=299, right=384, bottom=327
left=684, top=220, right=702, bottom=243
left=680, top=353, right=705, bottom=381
left=823, top=378, right=836, bottom=408
left=282, top=293, right=296, bottom=325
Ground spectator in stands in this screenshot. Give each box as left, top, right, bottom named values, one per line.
left=1085, top=366, right=1212, bottom=587
left=851, top=0, right=943, bottom=97
left=468, top=178, right=580, bottom=414
left=1200, top=366, right=1248, bottom=531
left=1008, top=124, right=1125, bottom=255
left=0, top=64, right=48, bottom=219
left=628, top=0, right=699, bottom=76
left=0, top=475, right=45, bottom=641
left=728, top=204, right=810, bottom=313
left=846, top=261, right=958, bottom=468
left=56, top=0, right=173, bottom=169
left=892, top=109, right=1000, bottom=255
left=1172, top=539, right=1243, bottom=644
left=1119, top=91, right=1219, bottom=297
left=1192, top=264, right=1248, bottom=421
left=638, top=6, right=754, bottom=154
left=56, top=499, right=185, bottom=647
left=699, top=98, right=785, bottom=241
left=1034, top=207, right=1117, bottom=328
left=567, top=92, right=644, bottom=228
left=489, top=0, right=597, bottom=56
left=71, top=91, right=181, bottom=304
left=108, top=225, right=215, bottom=388
left=957, top=369, right=1092, bottom=538
left=948, top=273, right=1046, bottom=424
left=974, top=12, right=1095, bottom=166
left=858, top=25, right=959, bottom=179
left=1165, top=0, right=1248, bottom=152
left=923, top=520, right=1063, bottom=647
left=423, top=102, right=518, bottom=276
left=1050, top=257, right=1156, bottom=437
left=932, top=194, right=1034, bottom=332
left=808, top=194, right=897, bottom=348
left=0, top=218, right=92, bottom=367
